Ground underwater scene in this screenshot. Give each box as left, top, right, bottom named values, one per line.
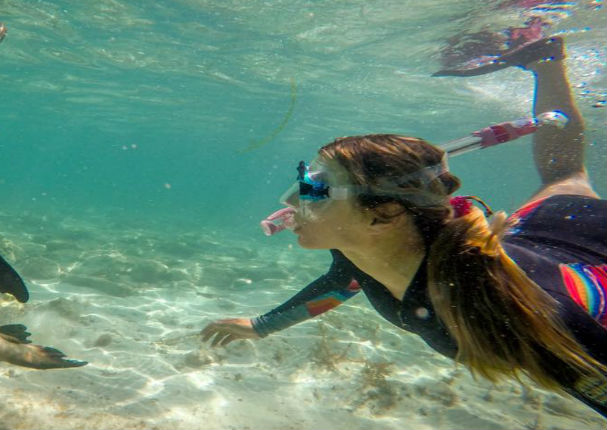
left=0, top=0, right=606, bottom=429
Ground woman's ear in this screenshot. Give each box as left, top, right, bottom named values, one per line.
left=367, top=202, right=407, bottom=231
left=376, top=202, right=406, bottom=218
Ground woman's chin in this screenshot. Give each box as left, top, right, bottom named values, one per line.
left=296, top=234, right=313, bottom=248
left=296, top=235, right=326, bottom=250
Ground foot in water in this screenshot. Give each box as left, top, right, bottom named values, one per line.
left=506, top=17, right=549, bottom=50
left=1, top=257, right=86, bottom=369
left=432, top=36, right=564, bottom=77
left=0, top=254, right=29, bottom=303
left=0, top=324, right=88, bottom=369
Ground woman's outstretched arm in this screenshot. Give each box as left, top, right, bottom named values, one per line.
left=201, top=250, right=360, bottom=346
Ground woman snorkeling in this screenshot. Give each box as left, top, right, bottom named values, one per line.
left=202, top=36, right=606, bottom=416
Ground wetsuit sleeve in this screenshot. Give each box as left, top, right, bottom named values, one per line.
left=251, top=250, right=361, bottom=337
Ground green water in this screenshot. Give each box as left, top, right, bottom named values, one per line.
left=1, top=0, right=604, bottom=234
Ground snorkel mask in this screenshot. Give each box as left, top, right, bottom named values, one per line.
left=279, top=161, right=351, bottom=214
left=280, top=157, right=448, bottom=208
left=261, top=161, right=346, bottom=235
left=261, top=156, right=449, bottom=234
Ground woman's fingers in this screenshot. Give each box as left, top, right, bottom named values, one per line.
left=200, top=324, right=218, bottom=343
left=211, top=332, right=230, bottom=347
left=201, top=319, right=257, bottom=347
left=219, top=334, right=236, bottom=347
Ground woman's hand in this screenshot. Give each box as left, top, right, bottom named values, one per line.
left=201, top=318, right=260, bottom=347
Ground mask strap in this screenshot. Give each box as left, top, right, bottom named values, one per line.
left=373, top=154, right=449, bottom=193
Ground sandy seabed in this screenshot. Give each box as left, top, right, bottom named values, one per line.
left=0, top=207, right=605, bottom=430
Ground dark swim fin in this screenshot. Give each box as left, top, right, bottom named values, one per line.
left=433, top=36, right=564, bottom=77
left=0, top=324, right=32, bottom=343
left=0, top=254, right=29, bottom=303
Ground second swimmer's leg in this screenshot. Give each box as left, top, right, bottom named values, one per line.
left=525, top=41, right=598, bottom=200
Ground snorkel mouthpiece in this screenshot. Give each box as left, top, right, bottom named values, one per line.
left=260, top=207, right=296, bottom=236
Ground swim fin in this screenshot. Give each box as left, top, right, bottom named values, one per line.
left=433, top=36, right=564, bottom=77
left=0, top=254, right=29, bottom=303
left=0, top=324, right=32, bottom=343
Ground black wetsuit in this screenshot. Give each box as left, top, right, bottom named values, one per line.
left=252, top=194, right=607, bottom=416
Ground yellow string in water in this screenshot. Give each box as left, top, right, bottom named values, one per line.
left=241, top=77, right=297, bottom=152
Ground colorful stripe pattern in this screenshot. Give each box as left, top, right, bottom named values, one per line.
left=305, top=279, right=361, bottom=316
left=560, top=263, right=607, bottom=328
left=507, top=196, right=548, bottom=234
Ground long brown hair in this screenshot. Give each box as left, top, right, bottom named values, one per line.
left=319, top=133, right=605, bottom=390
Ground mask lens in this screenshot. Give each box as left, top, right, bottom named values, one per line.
left=301, top=182, right=329, bottom=201
left=299, top=182, right=314, bottom=196
left=279, top=183, right=300, bottom=207
left=280, top=162, right=331, bottom=204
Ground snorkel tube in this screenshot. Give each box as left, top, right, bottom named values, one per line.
left=260, top=207, right=296, bottom=236
left=441, top=110, right=568, bottom=156
left=260, top=110, right=568, bottom=236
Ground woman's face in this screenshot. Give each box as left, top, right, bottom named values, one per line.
left=289, top=158, right=374, bottom=250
